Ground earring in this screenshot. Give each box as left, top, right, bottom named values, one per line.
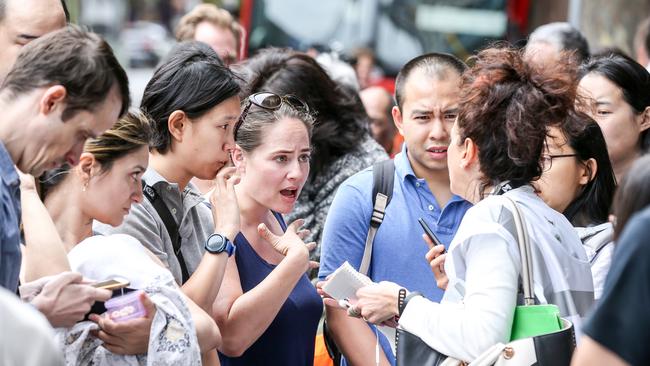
left=82, top=181, right=89, bottom=192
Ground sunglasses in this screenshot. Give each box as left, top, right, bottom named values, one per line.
left=234, top=92, right=309, bottom=141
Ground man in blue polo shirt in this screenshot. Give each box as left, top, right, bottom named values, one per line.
left=319, top=53, right=472, bottom=366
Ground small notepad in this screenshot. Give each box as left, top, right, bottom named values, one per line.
left=323, top=261, right=398, bottom=355
left=322, top=261, right=373, bottom=302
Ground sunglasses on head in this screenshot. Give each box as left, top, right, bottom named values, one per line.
left=234, top=92, right=309, bottom=141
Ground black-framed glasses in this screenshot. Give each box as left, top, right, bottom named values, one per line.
left=234, top=92, right=309, bottom=141
left=541, top=153, right=579, bottom=172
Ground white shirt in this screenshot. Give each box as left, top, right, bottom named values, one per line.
left=399, top=186, right=593, bottom=361
left=68, top=234, right=172, bottom=289
left=0, top=287, right=63, bottom=366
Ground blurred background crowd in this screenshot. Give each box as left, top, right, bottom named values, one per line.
left=68, top=0, right=650, bottom=107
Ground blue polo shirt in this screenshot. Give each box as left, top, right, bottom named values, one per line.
left=0, top=141, right=21, bottom=292
left=319, top=144, right=472, bottom=365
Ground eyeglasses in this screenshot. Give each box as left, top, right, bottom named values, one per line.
left=234, top=92, right=309, bottom=141
left=541, top=153, right=579, bottom=172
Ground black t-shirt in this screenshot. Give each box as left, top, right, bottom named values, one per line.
left=583, top=206, right=650, bottom=365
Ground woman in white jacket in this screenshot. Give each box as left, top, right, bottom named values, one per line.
left=326, top=46, right=595, bottom=362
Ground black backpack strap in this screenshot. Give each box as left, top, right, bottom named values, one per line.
left=359, top=159, right=395, bottom=275
left=142, top=182, right=190, bottom=284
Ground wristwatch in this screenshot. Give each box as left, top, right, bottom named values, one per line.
left=204, top=233, right=236, bottom=257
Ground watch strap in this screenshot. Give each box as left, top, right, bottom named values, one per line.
left=399, top=291, right=423, bottom=316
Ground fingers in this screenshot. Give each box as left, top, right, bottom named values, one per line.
left=46, top=271, right=84, bottom=290
left=425, top=244, right=445, bottom=262
left=257, top=223, right=285, bottom=255
left=89, top=287, right=112, bottom=302
left=305, top=242, right=317, bottom=252
left=286, top=219, right=305, bottom=234
left=323, top=297, right=341, bottom=308
left=139, top=292, right=156, bottom=318
left=225, top=172, right=241, bottom=189
left=430, top=253, right=446, bottom=273
left=308, top=261, right=319, bottom=269
left=347, top=304, right=362, bottom=318
left=296, top=229, right=311, bottom=240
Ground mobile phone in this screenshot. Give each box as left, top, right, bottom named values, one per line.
left=418, top=218, right=445, bottom=252
left=91, top=278, right=130, bottom=291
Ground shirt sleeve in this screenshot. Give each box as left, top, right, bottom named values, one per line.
left=318, top=174, right=373, bottom=280
left=399, top=231, right=520, bottom=361
left=583, top=212, right=650, bottom=365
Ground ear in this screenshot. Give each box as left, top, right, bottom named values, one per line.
left=168, top=110, right=188, bottom=143
left=460, top=137, right=478, bottom=169
left=76, top=152, right=96, bottom=183
left=39, top=85, right=67, bottom=116
left=638, top=106, right=650, bottom=132
left=392, top=106, right=404, bottom=136
left=579, top=158, right=598, bottom=186
left=231, top=145, right=246, bottom=173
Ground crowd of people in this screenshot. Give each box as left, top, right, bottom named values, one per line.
left=1, top=1, right=650, bottom=366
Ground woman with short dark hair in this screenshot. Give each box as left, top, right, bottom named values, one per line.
left=95, top=41, right=242, bottom=318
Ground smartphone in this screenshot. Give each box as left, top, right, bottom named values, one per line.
left=82, top=284, right=136, bottom=321
left=418, top=218, right=445, bottom=252
left=91, top=278, right=130, bottom=291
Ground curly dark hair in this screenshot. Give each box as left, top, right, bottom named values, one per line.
left=238, top=48, right=369, bottom=180
left=457, top=45, right=578, bottom=194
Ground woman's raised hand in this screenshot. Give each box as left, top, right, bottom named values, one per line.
left=210, top=167, right=241, bottom=240
left=258, top=219, right=314, bottom=254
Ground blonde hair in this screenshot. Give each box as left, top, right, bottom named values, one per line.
left=83, top=108, right=152, bottom=172
left=175, top=4, right=243, bottom=55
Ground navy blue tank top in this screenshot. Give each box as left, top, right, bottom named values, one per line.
left=219, top=212, right=323, bottom=366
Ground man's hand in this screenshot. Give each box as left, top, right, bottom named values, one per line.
left=27, top=272, right=111, bottom=327
left=89, top=292, right=156, bottom=355
left=210, top=167, right=241, bottom=240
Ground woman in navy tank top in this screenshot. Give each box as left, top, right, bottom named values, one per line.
left=214, top=93, right=323, bottom=365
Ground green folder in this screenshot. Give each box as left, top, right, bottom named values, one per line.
left=510, top=304, right=563, bottom=341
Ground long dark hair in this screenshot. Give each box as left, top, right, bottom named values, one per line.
left=613, top=154, right=650, bottom=240
left=457, top=45, right=578, bottom=194
left=562, top=115, right=617, bottom=226
left=579, top=53, right=650, bottom=153
left=239, top=48, right=369, bottom=179
left=141, top=41, right=241, bottom=154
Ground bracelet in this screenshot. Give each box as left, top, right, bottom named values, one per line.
left=396, top=288, right=407, bottom=320
left=399, top=291, right=422, bottom=316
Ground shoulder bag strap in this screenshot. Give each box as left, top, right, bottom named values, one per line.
left=503, top=196, right=535, bottom=305
left=142, top=182, right=191, bottom=284
left=359, top=159, right=395, bottom=275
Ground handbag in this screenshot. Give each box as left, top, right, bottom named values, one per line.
left=396, top=196, right=576, bottom=366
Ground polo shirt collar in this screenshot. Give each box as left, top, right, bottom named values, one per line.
left=0, top=141, right=19, bottom=187
left=394, top=143, right=418, bottom=182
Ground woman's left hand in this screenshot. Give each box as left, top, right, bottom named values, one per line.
left=89, top=292, right=156, bottom=355
left=354, top=281, right=402, bottom=325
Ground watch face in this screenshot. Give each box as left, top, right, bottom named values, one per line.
left=206, top=234, right=227, bottom=253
